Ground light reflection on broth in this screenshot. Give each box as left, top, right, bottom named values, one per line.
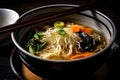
left=22, top=21, right=107, bottom=60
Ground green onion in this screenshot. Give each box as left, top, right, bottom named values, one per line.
left=54, top=21, right=65, bottom=28
left=58, top=29, right=66, bottom=35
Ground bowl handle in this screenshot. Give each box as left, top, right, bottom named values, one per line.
left=106, top=39, right=120, bottom=64
left=111, top=39, right=120, bottom=54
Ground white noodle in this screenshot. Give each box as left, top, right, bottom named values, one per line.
left=31, top=23, right=107, bottom=60
left=38, top=26, right=81, bottom=59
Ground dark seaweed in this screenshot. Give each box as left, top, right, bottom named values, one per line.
left=78, top=32, right=100, bottom=52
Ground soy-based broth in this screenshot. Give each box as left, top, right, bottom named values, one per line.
left=22, top=21, right=107, bottom=60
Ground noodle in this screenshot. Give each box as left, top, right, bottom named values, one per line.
left=24, top=21, right=107, bottom=60
left=38, top=27, right=81, bottom=59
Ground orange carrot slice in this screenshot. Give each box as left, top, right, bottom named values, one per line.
left=84, top=28, right=93, bottom=34
left=71, top=25, right=93, bottom=34
left=71, top=25, right=84, bottom=33
left=69, top=52, right=93, bottom=60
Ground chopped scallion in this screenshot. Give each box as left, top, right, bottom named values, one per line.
left=58, top=29, right=66, bottom=35
left=54, top=21, right=65, bottom=28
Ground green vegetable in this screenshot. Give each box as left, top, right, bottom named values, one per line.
left=26, top=37, right=47, bottom=54
left=34, top=33, right=40, bottom=40
left=28, top=41, right=47, bottom=54
left=40, top=41, right=47, bottom=49
left=58, top=29, right=66, bottom=35
left=33, top=32, right=44, bottom=40
left=29, top=45, right=34, bottom=54
left=54, top=21, right=65, bottom=28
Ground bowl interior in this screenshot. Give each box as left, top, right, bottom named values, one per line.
left=11, top=4, right=116, bottom=61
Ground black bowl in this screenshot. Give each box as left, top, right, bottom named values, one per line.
left=11, top=4, right=116, bottom=80
left=10, top=47, right=111, bottom=80
left=10, top=48, right=24, bottom=80
left=10, top=47, right=42, bottom=80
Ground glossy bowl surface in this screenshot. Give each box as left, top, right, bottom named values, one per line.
left=11, top=4, right=116, bottom=80
left=10, top=47, right=110, bottom=80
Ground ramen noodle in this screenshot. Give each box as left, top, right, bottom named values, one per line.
left=23, top=21, right=107, bottom=60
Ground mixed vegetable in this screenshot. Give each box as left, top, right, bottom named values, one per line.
left=24, top=21, right=105, bottom=60
left=26, top=32, right=47, bottom=54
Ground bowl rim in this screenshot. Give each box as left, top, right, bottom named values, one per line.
left=11, top=4, right=117, bottom=62
left=10, top=47, right=24, bottom=80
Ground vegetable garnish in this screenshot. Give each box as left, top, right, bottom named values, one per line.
left=27, top=40, right=47, bottom=54
left=83, top=27, right=93, bottom=34
left=69, top=52, right=93, bottom=60
left=34, top=33, right=40, bottom=40
left=54, top=21, right=65, bottom=28
left=71, top=24, right=93, bottom=34
left=26, top=31, right=47, bottom=54
left=78, top=32, right=100, bottom=52
left=33, top=32, right=43, bottom=40
left=29, top=45, right=34, bottom=54
left=71, top=24, right=84, bottom=33
left=58, top=29, right=66, bottom=35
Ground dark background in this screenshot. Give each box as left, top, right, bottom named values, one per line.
left=0, top=0, right=120, bottom=80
